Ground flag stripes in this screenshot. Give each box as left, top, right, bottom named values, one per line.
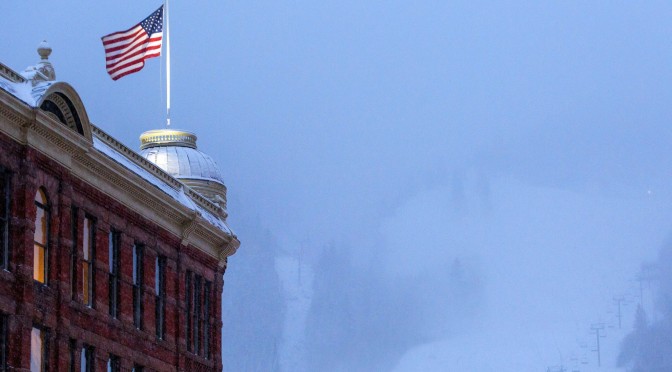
left=101, top=6, right=164, bottom=80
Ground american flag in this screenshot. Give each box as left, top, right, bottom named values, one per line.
left=102, top=6, right=164, bottom=80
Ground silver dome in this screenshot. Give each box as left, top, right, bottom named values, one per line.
left=138, top=129, right=228, bottom=207
left=140, top=145, right=224, bottom=183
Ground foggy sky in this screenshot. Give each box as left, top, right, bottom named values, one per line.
left=2, top=1, right=672, bottom=370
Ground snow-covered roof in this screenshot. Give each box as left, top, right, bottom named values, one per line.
left=0, top=44, right=237, bottom=248
left=0, top=78, right=53, bottom=107
left=0, top=41, right=59, bottom=108
left=92, top=135, right=232, bottom=234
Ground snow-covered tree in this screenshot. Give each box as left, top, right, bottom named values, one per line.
left=618, top=240, right=672, bottom=371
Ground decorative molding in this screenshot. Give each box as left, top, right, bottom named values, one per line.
left=73, top=151, right=185, bottom=226
left=93, top=126, right=185, bottom=191
left=0, top=62, right=26, bottom=83
left=180, top=211, right=200, bottom=246
left=33, top=82, right=93, bottom=144
left=218, top=235, right=240, bottom=268
left=0, top=88, right=237, bottom=261
left=0, top=104, right=27, bottom=128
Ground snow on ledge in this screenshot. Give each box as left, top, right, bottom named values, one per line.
left=92, top=130, right=232, bottom=235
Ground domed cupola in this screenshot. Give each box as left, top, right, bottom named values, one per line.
left=139, top=129, right=228, bottom=210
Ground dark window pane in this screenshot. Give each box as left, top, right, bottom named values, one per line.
left=204, top=281, right=211, bottom=359
left=0, top=314, right=7, bottom=371
left=155, top=256, right=166, bottom=339
left=68, top=339, right=76, bottom=372
left=0, top=170, right=10, bottom=270
left=108, top=231, right=120, bottom=318
left=133, top=244, right=143, bottom=329
left=107, top=354, right=120, bottom=372
left=81, top=345, right=94, bottom=372
left=185, top=270, right=192, bottom=350
left=194, top=274, right=201, bottom=354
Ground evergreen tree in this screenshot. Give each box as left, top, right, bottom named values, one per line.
left=222, top=216, right=284, bottom=371
left=305, top=245, right=483, bottom=371
left=617, top=304, right=648, bottom=370
left=619, top=240, right=672, bottom=372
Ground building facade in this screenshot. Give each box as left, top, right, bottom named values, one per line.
left=0, top=43, right=239, bottom=371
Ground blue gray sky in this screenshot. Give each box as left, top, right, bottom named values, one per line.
left=3, top=1, right=672, bottom=370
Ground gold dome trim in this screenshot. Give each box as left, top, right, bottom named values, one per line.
left=140, top=129, right=197, bottom=150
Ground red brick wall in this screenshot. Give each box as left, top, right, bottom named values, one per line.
left=0, top=130, right=226, bottom=371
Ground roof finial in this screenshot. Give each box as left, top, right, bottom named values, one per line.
left=22, top=40, right=55, bottom=83
left=37, top=40, right=52, bottom=61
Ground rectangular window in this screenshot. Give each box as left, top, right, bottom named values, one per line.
left=132, top=244, right=144, bottom=329
left=194, top=274, right=201, bottom=354
left=68, top=339, right=76, bottom=372
left=0, top=169, right=10, bottom=270
left=107, top=354, right=120, bottom=372
left=185, top=271, right=207, bottom=355
left=132, top=365, right=144, bottom=372
left=81, top=345, right=94, bottom=372
left=155, top=255, right=166, bottom=339
left=204, top=280, right=211, bottom=359
left=0, top=314, right=8, bottom=371
left=82, top=216, right=95, bottom=307
left=30, top=326, right=48, bottom=372
left=185, top=270, right=192, bottom=351
left=108, top=230, right=120, bottom=318
left=33, top=190, right=49, bottom=284
left=70, top=207, right=78, bottom=300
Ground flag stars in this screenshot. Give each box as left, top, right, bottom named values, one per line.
left=102, top=5, right=164, bottom=80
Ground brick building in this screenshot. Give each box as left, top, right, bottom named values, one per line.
left=0, top=43, right=240, bottom=371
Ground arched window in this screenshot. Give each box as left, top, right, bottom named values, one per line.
left=39, top=92, right=85, bottom=136
left=33, top=188, right=49, bottom=283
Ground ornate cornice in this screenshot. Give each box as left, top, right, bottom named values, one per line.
left=0, top=89, right=238, bottom=261
left=180, top=210, right=200, bottom=246
left=0, top=104, right=27, bottom=129
left=0, top=89, right=31, bottom=132
left=218, top=236, right=240, bottom=268
left=0, top=62, right=26, bottom=83
left=93, top=126, right=185, bottom=190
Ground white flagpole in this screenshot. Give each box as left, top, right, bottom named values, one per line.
left=165, top=0, right=171, bottom=127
